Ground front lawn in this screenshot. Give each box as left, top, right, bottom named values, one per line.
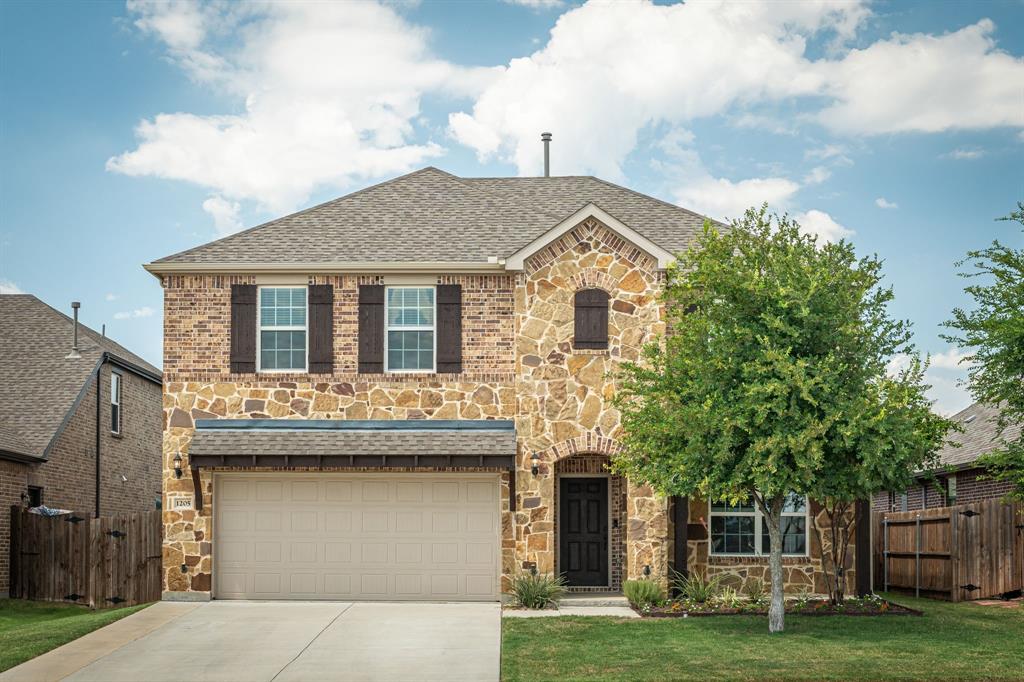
left=0, top=599, right=150, bottom=672
left=502, top=595, right=1024, bottom=681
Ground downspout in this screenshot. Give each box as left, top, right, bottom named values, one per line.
left=95, top=357, right=102, bottom=518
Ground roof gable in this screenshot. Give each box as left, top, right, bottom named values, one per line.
left=147, top=167, right=718, bottom=273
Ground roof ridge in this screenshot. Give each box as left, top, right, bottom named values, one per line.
left=583, top=175, right=726, bottom=228
left=151, top=166, right=450, bottom=265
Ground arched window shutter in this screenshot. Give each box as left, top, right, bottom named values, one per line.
left=573, top=288, right=609, bottom=349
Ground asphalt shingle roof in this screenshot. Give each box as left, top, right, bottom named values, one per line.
left=152, top=167, right=718, bottom=266
left=0, top=295, right=161, bottom=461
left=937, top=402, right=1022, bottom=470
left=188, top=427, right=517, bottom=458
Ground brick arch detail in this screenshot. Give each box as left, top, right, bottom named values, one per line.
left=568, top=268, right=619, bottom=295
left=534, top=432, right=623, bottom=465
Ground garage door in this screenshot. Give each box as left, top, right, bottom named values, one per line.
left=214, top=474, right=500, bottom=601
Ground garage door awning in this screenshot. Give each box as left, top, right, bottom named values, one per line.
left=187, top=419, right=517, bottom=470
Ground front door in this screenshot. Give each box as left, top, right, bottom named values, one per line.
left=559, top=477, right=608, bottom=586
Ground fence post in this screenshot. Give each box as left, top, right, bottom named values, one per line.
left=883, top=515, right=889, bottom=592
left=915, top=513, right=922, bottom=598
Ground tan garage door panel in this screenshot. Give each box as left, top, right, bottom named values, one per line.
left=214, top=474, right=500, bottom=601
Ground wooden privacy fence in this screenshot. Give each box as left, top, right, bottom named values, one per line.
left=9, top=507, right=162, bottom=608
left=874, top=499, right=1024, bottom=601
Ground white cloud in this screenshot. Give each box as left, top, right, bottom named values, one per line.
left=109, top=1, right=495, bottom=221
left=942, top=147, right=986, bottom=160
left=803, top=166, right=832, bottom=185
left=805, top=144, right=852, bottom=164
left=815, top=20, right=1024, bottom=135
left=105, top=293, right=118, bottom=301
left=0, top=279, right=24, bottom=294
left=451, top=4, right=1022, bottom=177
left=794, top=209, right=854, bottom=242
left=929, top=347, right=974, bottom=370
left=202, top=195, right=243, bottom=235
left=875, top=197, right=898, bottom=209
left=675, top=175, right=801, bottom=223
left=113, top=306, right=155, bottom=320
left=886, top=352, right=973, bottom=416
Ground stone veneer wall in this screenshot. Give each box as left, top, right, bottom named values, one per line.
left=685, top=497, right=859, bottom=595
left=512, top=217, right=671, bottom=589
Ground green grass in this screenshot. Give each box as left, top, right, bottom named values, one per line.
left=502, top=595, right=1024, bottom=681
left=0, top=600, right=150, bottom=672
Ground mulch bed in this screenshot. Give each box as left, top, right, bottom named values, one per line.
left=641, top=598, right=922, bottom=618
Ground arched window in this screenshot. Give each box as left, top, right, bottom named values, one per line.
left=573, top=288, right=609, bottom=349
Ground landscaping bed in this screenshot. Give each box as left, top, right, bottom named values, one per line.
left=640, top=595, right=920, bottom=617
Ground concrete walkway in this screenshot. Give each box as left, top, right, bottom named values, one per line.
left=2, top=601, right=500, bottom=682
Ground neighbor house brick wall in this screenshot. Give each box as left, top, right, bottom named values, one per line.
left=872, top=467, right=1015, bottom=513
left=1, top=364, right=161, bottom=595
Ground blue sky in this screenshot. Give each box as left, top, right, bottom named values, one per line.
left=1, top=0, right=1022, bottom=414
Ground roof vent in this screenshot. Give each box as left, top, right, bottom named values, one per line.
left=963, top=414, right=977, bottom=424
left=65, top=301, right=82, bottom=359
left=541, top=132, right=552, bottom=177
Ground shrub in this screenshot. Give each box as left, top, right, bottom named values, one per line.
left=509, top=572, right=566, bottom=610
left=743, top=578, right=767, bottom=605
left=672, top=571, right=720, bottom=603
left=624, top=579, right=665, bottom=607
left=717, top=585, right=742, bottom=609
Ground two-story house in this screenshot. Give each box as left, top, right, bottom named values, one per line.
left=0, top=294, right=163, bottom=596
left=150, top=166, right=866, bottom=602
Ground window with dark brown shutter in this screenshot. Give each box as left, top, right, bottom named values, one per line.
left=436, top=284, right=462, bottom=373
left=358, top=284, right=385, bottom=373
left=574, top=288, right=609, bottom=349
left=308, top=284, right=334, bottom=374
left=230, top=284, right=257, bottom=373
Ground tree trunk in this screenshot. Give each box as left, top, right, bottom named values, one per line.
left=760, top=494, right=786, bottom=633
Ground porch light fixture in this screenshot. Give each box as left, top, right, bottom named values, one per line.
left=643, top=565, right=651, bottom=577
left=173, top=453, right=183, bottom=479
left=530, top=452, right=540, bottom=476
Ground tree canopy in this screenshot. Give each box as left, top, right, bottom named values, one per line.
left=943, top=202, right=1024, bottom=500
left=612, top=207, right=952, bottom=631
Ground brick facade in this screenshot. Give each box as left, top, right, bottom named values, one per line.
left=873, top=467, right=1015, bottom=512
left=1, top=364, right=162, bottom=595
left=159, top=215, right=845, bottom=599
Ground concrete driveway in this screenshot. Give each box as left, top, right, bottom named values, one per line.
left=4, top=601, right=500, bottom=682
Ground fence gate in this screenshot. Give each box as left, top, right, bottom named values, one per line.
left=874, top=499, right=1024, bottom=601
left=9, top=507, right=162, bottom=608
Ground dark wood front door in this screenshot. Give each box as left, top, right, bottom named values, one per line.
left=559, top=477, right=609, bottom=586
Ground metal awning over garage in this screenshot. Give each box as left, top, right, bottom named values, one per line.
left=184, top=419, right=518, bottom=510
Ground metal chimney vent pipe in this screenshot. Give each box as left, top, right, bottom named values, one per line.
left=541, top=132, right=552, bottom=177
left=66, top=301, right=82, bottom=359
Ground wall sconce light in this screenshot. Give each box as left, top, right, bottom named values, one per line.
left=530, top=564, right=538, bottom=576
left=530, top=452, right=540, bottom=476
left=173, top=453, right=183, bottom=479
left=643, top=565, right=651, bottom=577
left=20, top=491, right=29, bottom=507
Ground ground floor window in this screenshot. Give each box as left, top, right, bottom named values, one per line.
left=709, top=492, right=808, bottom=556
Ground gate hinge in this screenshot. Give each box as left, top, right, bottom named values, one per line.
left=64, top=593, right=84, bottom=601
left=65, top=515, right=86, bottom=524
left=106, top=596, right=126, bottom=604
left=960, top=584, right=980, bottom=591
left=960, top=510, right=981, bottom=518
left=106, top=530, right=127, bottom=539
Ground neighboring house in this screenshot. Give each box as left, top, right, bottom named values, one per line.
left=0, top=295, right=163, bottom=596
left=150, top=166, right=867, bottom=603
left=873, top=402, right=1021, bottom=512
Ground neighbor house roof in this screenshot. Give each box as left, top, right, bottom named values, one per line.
left=934, top=402, right=1022, bottom=471
left=0, top=295, right=162, bottom=462
left=147, top=167, right=718, bottom=272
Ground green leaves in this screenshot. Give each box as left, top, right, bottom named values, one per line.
left=612, top=204, right=952, bottom=507
left=943, top=202, right=1024, bottom=500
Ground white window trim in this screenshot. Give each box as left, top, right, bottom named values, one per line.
left=383, top=285, right=436, bottom=374
left=256, top=285, right=308, bottom=374
left=708, top=494, right=810, bottom=558
left=110, top=371, right=122, bottom=435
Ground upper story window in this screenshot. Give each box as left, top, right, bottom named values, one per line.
left=110, top=371, right=122, bottom=434
left=258, top=286, right=307, bottom=372
left=385, top=286, right=435, bottom=372
left=573, top=288, right=609, bottom=349
left=709, top=492, right=808, bottom=557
